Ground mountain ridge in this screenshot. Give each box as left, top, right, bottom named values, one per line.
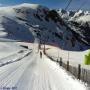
left=0, top=3, right=90, bottom=51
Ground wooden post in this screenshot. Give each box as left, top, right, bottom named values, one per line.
left=67, top=61, right=69, bottom=71
left=57, top=59, right=58, bottom=63
left=68, top=51, right=69, bottom=62
left=78, top=64, right=81, bottom=79
left=85, top=70, right=87, bottom=82
left=39, top=40, right=41, bottom=49
left=59, top=57, right=62, bottom=66
left=43, top=42, right=45, bottom=54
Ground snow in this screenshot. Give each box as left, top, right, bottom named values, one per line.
left=68, top=10, right=90, bottom=23
left=73, top=10, right=84, bottom=17
left=0, top=40, right=87, bottom=90
left=77, top=15, right=90, bottom=22
left=57, top=9, right=90, bottom=23
left=45, top=45, right=90, bottom=70
left=0, top=3, right=89, bottom=90
left=0, top=7, right=16, bottom=18
left=0, top=32, right=7, bottom=37
left=0, top=49, right=31, bottom=67
left=15, top=3, right=49, bottom=10
left=0, top=49, right=87, bottom=90
left=0, top=3, right=89, bottom=51
left=0, top=42, right=23, bottom=59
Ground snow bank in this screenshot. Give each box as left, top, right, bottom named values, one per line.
left=0, top=42, right=23, bottom=59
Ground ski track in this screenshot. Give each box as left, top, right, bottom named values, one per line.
left=0, top=51, right=87, bottom=90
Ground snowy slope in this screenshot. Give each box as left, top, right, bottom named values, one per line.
left=57, top=9, right=90, bottom=22
left=57, top=9, right=90, bottom=46
left=0, top=51, right=87, bottom=90
left=0, top=42, right=24, bottom=59
left=44, top=45, right=90, bottom=69
left=70, top=10, right=90, bottom=22
left=57, top=9, right=75, bottom=21
left=77, top=15, right=90, bottom=22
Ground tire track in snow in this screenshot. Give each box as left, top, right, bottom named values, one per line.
left=0, top=52, right=34, bottom=87
left=0, top=52, right=87, bottom=90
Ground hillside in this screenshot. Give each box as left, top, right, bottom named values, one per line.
left=0, top=3, right=90, bottom=51
left=57, top=9, right=90, bottom=46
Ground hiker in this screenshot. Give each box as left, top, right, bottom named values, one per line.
left=40, top=51, right=42, bottom=58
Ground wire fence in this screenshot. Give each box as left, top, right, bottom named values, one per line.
left=46, top=54, right=90, bottom=86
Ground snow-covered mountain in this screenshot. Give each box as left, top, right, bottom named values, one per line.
left=57, top=9, right=90, bottom=21
left=0, top=3, right=90, bottom=51
left=0, top=3, right=89, bottom=90
left=57, top=9, right=90, bottom=47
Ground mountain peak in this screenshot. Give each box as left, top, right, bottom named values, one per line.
left=14, top=3, right=49, bottom=10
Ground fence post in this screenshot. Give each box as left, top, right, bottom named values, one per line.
left=59, top=57, right=62, bottom=66
left=67, top=61, right=69, bottom=71
left=85, top=70, right=87, bottom=82
left=78, top=64, right=81, bottom=79
left=57, top=59, right=58, bottom=62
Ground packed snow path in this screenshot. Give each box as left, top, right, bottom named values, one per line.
left=0, top=51, right=87, bottom=90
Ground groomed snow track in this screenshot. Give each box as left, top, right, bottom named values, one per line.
left=0, top=50, right=87, bottom=90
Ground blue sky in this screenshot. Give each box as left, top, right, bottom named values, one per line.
left=0, top=0, right=90, bottom=10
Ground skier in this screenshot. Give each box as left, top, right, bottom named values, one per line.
left=40, top=51, right=42, bottom=58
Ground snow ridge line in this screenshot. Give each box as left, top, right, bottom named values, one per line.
left=0, top=50, right=32, bottom=67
